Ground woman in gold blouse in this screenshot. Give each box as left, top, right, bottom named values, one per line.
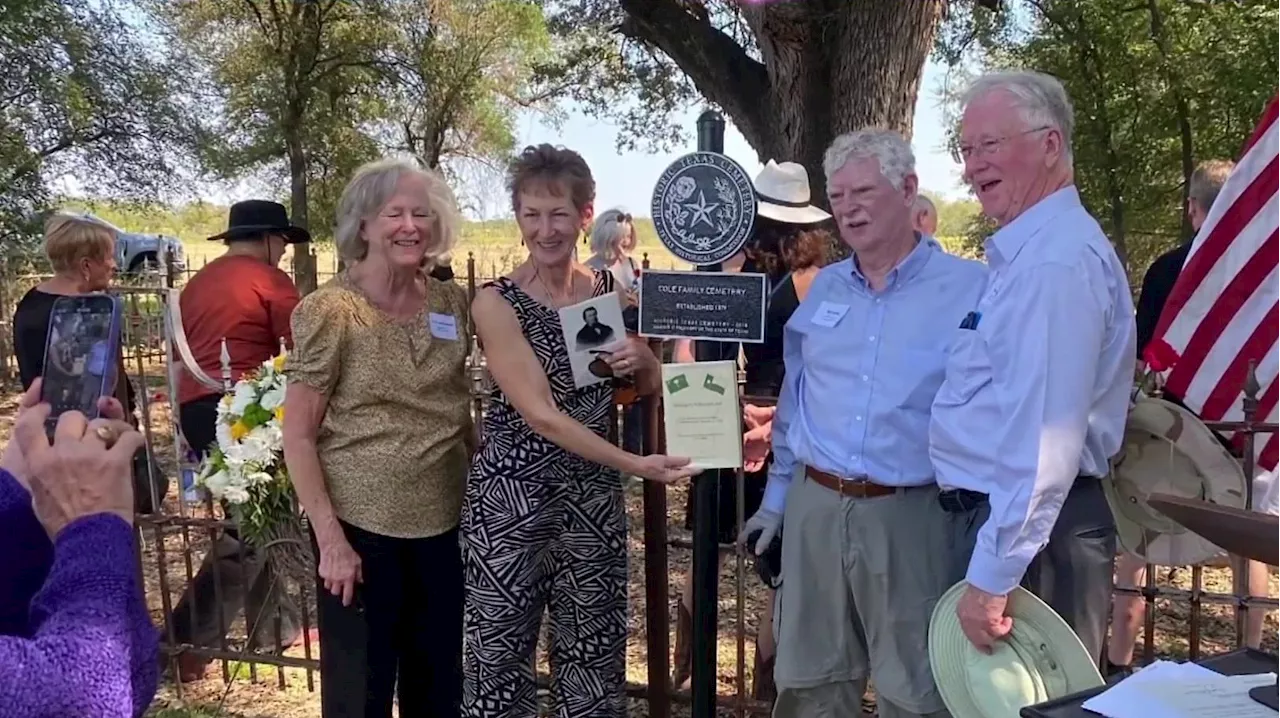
left=282, top=157, right=471, bottom=718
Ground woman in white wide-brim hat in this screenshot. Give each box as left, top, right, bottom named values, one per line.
left=670, top=159, right=835, bottom=703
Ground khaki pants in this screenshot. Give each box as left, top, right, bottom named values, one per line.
left=772, top=472, right=982, bottom=718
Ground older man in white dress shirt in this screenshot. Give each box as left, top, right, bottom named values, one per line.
left=929, top=70, right=1137, bottom=663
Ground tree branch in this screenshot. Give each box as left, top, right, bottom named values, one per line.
left=241, top=0, right=273, bottom=44
left=616, top=0, right=771, bottom=149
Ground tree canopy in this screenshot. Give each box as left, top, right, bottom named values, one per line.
left=3, top=0, right=1274, bottom=292
left=945, top=0, right=1277, bottom=281
left=0, top=0, right=199, bottom=245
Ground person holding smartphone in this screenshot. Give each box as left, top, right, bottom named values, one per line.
left=10, top=213, right=163, bottom=513
left=0, top=379, right=158, bottom=718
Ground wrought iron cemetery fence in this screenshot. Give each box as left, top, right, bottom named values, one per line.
left=0, top=251, right=1274, bottom=718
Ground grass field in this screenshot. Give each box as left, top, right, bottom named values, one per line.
left=180, top=218, right=690, bottom=281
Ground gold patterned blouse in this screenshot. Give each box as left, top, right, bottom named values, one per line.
left=285, top=272, right=472, bottom=539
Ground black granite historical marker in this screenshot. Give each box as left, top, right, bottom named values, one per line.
left=638, top=270, right=767, bottom=343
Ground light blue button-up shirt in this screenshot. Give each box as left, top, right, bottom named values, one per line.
left=762, top=238, right=989, bottom=513
left=929, top=187, right=1136, bottom=596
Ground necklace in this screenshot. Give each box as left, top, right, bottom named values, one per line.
left=533, top=266, right=576, bottom=310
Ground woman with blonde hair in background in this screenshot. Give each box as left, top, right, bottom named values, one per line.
left=586, top=208, right=645, bottom=455
left=10, top=212, right=163, bottom=514
left=462, top=144, right=694, bottom=717
left=283, top=157, right=473, bottom=717
left=585, top=208, right=640, bottom=298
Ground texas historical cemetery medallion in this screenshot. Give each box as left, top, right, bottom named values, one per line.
left=650, top=152, right=758, bottom=266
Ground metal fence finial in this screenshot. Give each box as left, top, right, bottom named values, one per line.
left=221, top=338, right=232, bottom=392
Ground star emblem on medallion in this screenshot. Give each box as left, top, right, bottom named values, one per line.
left=682, top=191, right=720, bottom=228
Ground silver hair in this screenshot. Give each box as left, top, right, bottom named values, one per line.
left=589, top=208, right=632, bottom=258
left=962, top=70, right=1075, bottom=159
left=334, top=157, right=461, bottom=263
left=822, top=129, right=916, bottom=189
left=1189, top=159, right=1234, bottom=214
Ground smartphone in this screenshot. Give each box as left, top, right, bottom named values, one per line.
left=39, top=294, right=124, bottom=435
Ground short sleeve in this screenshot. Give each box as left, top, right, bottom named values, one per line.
left=285, top=290, right=348, bottom=396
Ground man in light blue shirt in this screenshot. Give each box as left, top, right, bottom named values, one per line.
left=929, top=70, right=1136, bottom=663
left=741, top=129, right=987, bottom=718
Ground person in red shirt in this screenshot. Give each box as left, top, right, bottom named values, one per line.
left=168, top=200, right=308, bottom=681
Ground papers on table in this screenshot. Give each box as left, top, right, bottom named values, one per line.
left=1082, top=660, right=1277, bottom=718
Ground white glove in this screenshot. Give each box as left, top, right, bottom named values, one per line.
left=738, top=508, right=782, bottom=556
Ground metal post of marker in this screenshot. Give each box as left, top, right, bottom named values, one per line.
left=691, top=109, right=725, bottom=718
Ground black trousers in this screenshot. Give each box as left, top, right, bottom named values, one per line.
left=945, top=476, right=1117, bottom=665
left=170, top=395, right=301, bottom=651
left=1021, top=476, right=1117, bottom=665
left=313, top=521, right=464, bottom=718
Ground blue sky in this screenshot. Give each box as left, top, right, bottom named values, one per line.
left=508, top=58, right=971, bottom=220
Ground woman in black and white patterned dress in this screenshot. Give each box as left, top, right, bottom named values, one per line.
left=462, top=144, right=695, bottom=717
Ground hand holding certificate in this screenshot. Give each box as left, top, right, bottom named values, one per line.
left=661, top=360, right=742, bottom=470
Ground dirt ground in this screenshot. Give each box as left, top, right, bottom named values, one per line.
left=0, top=387, right=1274, bottom=718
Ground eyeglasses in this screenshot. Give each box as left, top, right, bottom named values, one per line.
left=616, top=212, right=633, bottom=223
left=953, top=126, right=1052, bottom=162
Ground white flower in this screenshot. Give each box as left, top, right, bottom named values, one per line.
left=223, top=484, right=250, bottom=504
left=259, top=383, right=285, bottom=411
left=202, top=469, right=230, bottom=496
left=198, top=363, right=292, bottom=518
left=235, top=434, right=276, bottom=467
left=248, top=423, right=283, bottom=454
left=215, top=422, right=234, bottom=452
left=229, top=382, right=257, bottom=416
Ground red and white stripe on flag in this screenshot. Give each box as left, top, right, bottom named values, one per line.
left=1146, top=96, right=1279, bottom=472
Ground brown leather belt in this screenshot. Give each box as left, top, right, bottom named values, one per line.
left=805, top=466, right=897, bottom=498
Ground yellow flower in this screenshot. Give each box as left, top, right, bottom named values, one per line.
left=273, top=353, right=286, bottom=371
left=221, top=394, right=232, bottom=408
left=230, top=420, right=250, bottom=441
left=274, top=406, right=285, bottom=423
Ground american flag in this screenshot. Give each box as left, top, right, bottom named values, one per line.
left=1146, top=96, right=1279, bottom=473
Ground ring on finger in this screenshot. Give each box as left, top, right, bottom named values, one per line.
left=93, top=425, right=117, bottom=446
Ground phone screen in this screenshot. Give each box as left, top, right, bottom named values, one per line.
left=40, top=294, right=123, bottom=431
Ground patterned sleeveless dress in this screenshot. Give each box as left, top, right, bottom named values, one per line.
left=461, top=271, right=628, bottom=718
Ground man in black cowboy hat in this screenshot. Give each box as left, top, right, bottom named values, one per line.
left=168, top=199, right=310, bottom=681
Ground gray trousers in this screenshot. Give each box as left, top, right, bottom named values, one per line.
left=1020, top=477, right=1117, bottom=665
left=772, top=474, right=982, bottom=718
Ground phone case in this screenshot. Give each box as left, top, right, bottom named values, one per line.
left=41, top=293, right=124, bottom=425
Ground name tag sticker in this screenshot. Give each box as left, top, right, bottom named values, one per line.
left=811, top=302, right=850, bottom=328
left=428, top=313, right=458, bottom=340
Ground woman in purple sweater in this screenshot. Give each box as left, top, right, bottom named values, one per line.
left=0, top=380, right=159, bottom=718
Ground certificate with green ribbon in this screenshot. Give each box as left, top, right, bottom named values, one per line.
left=661, top=360, right=742, bottom=470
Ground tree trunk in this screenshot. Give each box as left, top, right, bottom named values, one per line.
left=763, top=2, right=941, bottom=200
left=618, top=0, right=944, bottom=204
left=286, top=125, right=318, bottom=294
